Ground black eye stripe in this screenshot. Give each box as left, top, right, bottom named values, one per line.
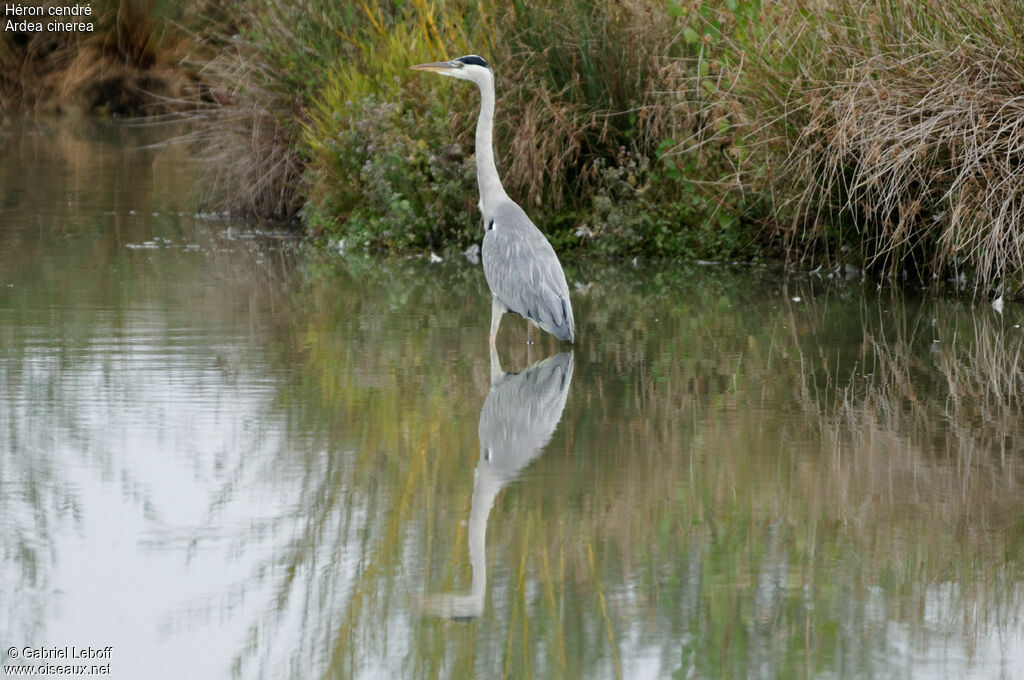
left=455, top=55, right=490, bottom=69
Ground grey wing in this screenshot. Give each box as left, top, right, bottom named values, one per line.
left=478, top=351, right=574, bottom=480
left=481, top=207, right=575, bottom=342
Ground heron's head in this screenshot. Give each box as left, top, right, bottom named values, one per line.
left=411, top=55, right=492, bottom=85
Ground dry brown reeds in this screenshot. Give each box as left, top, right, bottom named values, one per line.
left=192, top=0, right=357, bottom=220
left=724, top=0, right=1024, bottom=288
left=1, top=0, right=210, bottom=115
left=194, top=61, right=307, bottom=220
left=485, top=0, right=691, bottom=211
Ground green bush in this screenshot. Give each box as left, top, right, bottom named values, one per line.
left=304, top=97, right=478, bottom=252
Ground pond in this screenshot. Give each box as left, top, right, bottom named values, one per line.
left=1, top=120, right=1022, bottom=679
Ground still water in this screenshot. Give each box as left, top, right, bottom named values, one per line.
left=1, top=120, right=1022, bottom=679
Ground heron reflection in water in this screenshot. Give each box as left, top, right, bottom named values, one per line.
left=422, top=348, right=574, bottom=620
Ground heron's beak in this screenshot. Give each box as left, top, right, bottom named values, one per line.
left=411, top=60, right=461, bottom=76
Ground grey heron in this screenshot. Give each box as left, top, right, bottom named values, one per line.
left=421, top=349, right=575, bottom=620
left=411, top=55, right=575, bottom=345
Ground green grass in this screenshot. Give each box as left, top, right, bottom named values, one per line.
left=203, top=0, right=756, bottom=257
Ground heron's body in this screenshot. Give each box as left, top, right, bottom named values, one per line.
left=482, top=202, right=575, bottom=342
left=412, top=55, right=575, bottom=345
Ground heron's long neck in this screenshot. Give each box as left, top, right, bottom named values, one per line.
left=468, top=463, right=501, bottom=602
left=476, top=75, right=509, bottom=214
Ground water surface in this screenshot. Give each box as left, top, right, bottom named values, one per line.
left=1, top=120, right=1022, bottom=679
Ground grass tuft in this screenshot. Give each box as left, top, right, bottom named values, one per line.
left=724, top=0, right=1024, bottom=288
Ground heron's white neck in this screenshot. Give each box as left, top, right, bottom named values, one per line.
left=467, top=463, right=501, bottom=603
left=474, top=72, right=510, bottom=215
left=418, top=459, right=500, bottom=619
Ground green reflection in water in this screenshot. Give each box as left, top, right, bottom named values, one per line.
left=281, top=255, right=1024, bottom=679
left=1, top=121, right=1022, bottom=680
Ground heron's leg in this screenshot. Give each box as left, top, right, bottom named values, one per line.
left=488, top=342, right=505, bottom=386
left=526, top=323, right=533, bottom=345
left=489, top=297, right=504, bottom=347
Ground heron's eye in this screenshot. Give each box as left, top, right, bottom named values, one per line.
left=484, top=448, right=491, bottom=461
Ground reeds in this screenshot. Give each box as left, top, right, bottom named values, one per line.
left=203, top=0, right=735, bottom=245
left=720, top=0, right=1024, bottom=288
left=194, top=63, right=308, bottom=220
left=194, top=0, right=381, bottom=220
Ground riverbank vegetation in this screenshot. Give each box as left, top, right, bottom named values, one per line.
left=0, top=0, right=217, bottom=114
left=4, top=0, right=1023, bottom=293
left=201, top=0, right=1024, bottom=293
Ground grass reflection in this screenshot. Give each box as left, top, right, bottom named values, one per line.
left=0, top=119, right=298, bottom=662
left=260, top=259, right=1023, bottom=679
